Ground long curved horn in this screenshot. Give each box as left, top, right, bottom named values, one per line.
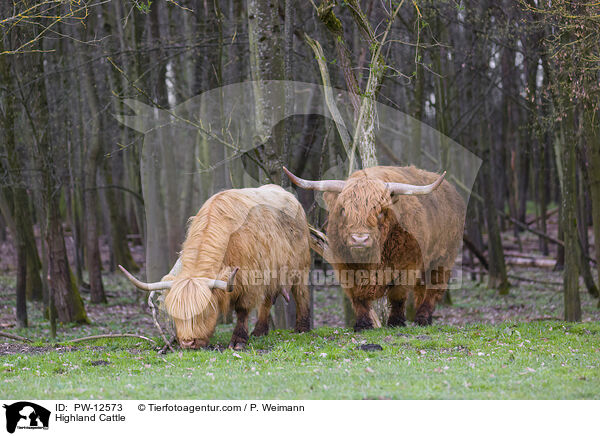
left=119, top=265, right=174, bottom=291
left=208, top=267, right=239, bottom=292
left=386, top=171, right=446, bottom=195
left=120, top=263, right=240, bottom=293
left=166, top=257, right=182, bottom=277
left=283, top=167, right=346, bottom=192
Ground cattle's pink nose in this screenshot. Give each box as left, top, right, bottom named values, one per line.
left=180, top=339, right=195, bottom=349
left=350, top=233, right=371, bottom=246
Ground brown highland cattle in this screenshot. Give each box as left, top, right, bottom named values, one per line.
left=284, top=165, right=465, bottom=331
left=120, top=185, right=311, bottom=349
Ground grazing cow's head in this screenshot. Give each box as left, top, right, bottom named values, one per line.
left=119, top=264, right=238, bottom=349
left=164, top=277, right=221, bottom=348
left=283, top=167, right=444, bottom=263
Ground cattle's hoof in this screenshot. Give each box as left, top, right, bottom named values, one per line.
left=251, top=324, right=269, bottom=337
left=294, top=316, right=311, bottom=333
left=387, top=316, right=406, bottom=328
left=229, top=341, right=246, bottom=351
left=414, top=315, right=432, bottom=326
left=353, top=321, right=374, bottom=332
left=229, top=331, right=248, bottom=350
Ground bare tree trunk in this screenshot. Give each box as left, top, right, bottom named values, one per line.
left=45, top=201, right=89, bottom=323
left=140, top=132, right=171, bottom=281
left=16, top=33, right=91, bottom=324
left=102, top=161, right=139, bottom=272
left=482, top=104, right=510, bottom=295
left=554, top=206, right=565, bottom=271
left=79, top=47, right=106, bottom=304
left=537, top=138, right=550, bottom=255
left=15, top=235, right=27, bottom=328
left=555, top=119, right=581, bottom=321
left=584, top=114, right=600, bottom=285
left=576, top=153, right=599, bottom=298
left=248, top=0, right=288, bottom=328
left=248, top=0, right=285, bottom=182
left=0, top=38, right=43, bottom=310
left=283, top=0, right=298, bottom=328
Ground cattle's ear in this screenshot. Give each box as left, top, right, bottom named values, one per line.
left=390, top=192, right=403, bottom=205
left=216, top=266, right=240, bottom=292
left=322, top=192, right=339, bottom=211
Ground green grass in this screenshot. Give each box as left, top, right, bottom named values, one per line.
left=2, top=322, right=600, bottom=399
left=2, top=269, right=600, bottom=399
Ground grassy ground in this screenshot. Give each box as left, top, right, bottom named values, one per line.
left=2, top=322, right=600, bottom=399
left=1, top=270, right=600, bottom=400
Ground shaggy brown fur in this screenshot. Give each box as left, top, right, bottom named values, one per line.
left=323, top=166, right=465, bottom=330
left=163, top=185, right=311, bottom=349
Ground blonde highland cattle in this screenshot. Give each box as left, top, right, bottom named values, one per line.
left=121, top=185, right=311, bottom=349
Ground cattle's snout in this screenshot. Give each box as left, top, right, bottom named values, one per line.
left=180, top=339, right=194, bottom=348
left=179, top=338, right=208, bottom=349
left=349, top=233, right=373, bottom=248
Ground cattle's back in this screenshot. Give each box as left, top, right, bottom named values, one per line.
left=179, top=184, right=310, bottom=287
left=223, top=186, right=311, bottom=272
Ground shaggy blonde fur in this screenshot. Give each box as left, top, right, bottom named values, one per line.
left=163, top=184, right=311, bottom=348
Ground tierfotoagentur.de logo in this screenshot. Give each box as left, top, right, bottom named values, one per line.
left=3, top=402, right=50, bottom=433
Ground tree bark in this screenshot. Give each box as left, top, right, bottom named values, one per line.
left=45, top=203, right=89, bottom=323
left=248, top=0, right=289, bottom=328
left=16, top=240, right=27, bottom=328
left=481, top=109, right=510, bottom=295
left=248, top=0, right=285, bottom=183
left=14, top=31, right=90, bottom=324
left=102, top=161, right=139, bottom=272
left=584, top=115, right=600, bottom=286
left=0, top=35, right=43, bottom=304
left=555, top=120, right=581, bottom=321
left=79, top=47, right=106, bottom=304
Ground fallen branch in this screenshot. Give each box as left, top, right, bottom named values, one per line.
left=159, top=336, right=178, bottom=355
left=505, top=257, right=556, bottom=269
left=462, top=236, right=489, bottom=270
left=507, top=274, right=562, bottom=287
left=67, top=334, right=156, bottom=344
left=503, top=250, right=551, bottom=260
left=148, top=291, right=176, bottom=353
left=463, top=268, right=562, bottom=287
left=0, top=331, right=33, bottom=343
left=85, top=185, right=144, bottom=205
left=526, top=207, right=558, bottom=225
left=503, top=214, right=565, bottom=247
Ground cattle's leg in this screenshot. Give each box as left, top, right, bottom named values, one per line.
left=415, top=289, right=446, bottom=326
left=415, top=266, right=451, bottom=325
left=413, top=283, right=431, bottom=326
left=291, top=283, right=311, bottom=332
left=229, top=308, right=249, bottom=350
left=251, top=298, right=272, bottom=337
left=414, top=293, right=434, bottom=326
left=387, top=286, right=408, bottom=327
left=352, top=297, right=374, bottom=332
